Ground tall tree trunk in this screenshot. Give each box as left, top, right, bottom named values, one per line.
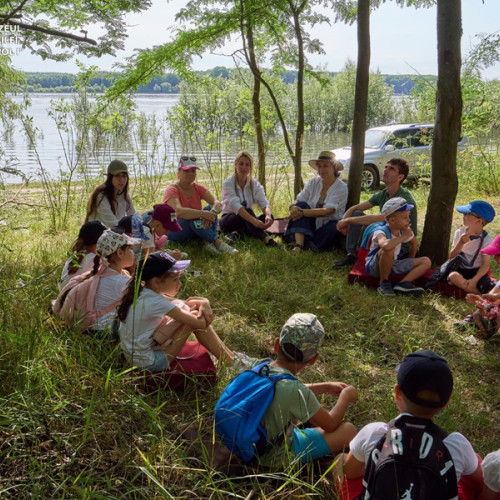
left=290, top=1, right=306, bottom=197
left=246, top=24, right=267, bottom=189
left=347, top=0, right=370, bottom=208
left=420, top=0, right=462, bottom=264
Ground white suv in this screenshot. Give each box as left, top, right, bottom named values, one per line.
left=332, top=123, right=469, bottom=189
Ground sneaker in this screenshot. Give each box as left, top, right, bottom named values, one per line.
left=217, top=241, right=238, bottom=254
left=453, top=314, right=477, bottom=331
left=224, top=231, right=241, bottom=243
left=203, top=243, right=220, bottom=256
left=180, top=251, right=189, bottom=260
left=377, top=280, right=396, bottom=296
left=231, top=351, right=257, bottom=372
left=393, top=281, right=425, bottom=296
left=334, top=253, right=357, bottom=269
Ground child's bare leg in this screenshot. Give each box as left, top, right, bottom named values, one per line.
left=193, top=325, right=235, bottom=365
left=317, top=422, right=357, bottom=454
left=402, top=256, right=431, bottom=283
left=158, top=324, right=194, bottom=364
left=449, top=271, right=478, bottom=292
left=378, top=249, right=394, bottom=282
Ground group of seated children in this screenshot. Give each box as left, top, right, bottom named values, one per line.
left=214, top=313, right=497, bottom=499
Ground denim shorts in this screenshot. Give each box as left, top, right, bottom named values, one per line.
left=293, top=427, right=331, bottom=463
left=144, top=350, right=169, bottom=372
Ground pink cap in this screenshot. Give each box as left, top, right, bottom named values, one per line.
left=178, top=157, right=199, bottom=170
left=481, top=235, right=500, bottom=256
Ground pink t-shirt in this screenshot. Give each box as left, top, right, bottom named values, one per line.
left=163, top=183, right=208, bottom=210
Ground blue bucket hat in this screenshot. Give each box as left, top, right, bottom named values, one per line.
left=456, top=201, right=495, bottom=223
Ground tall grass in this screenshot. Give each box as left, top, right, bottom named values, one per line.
left=1, top=175, right=499, bottom=498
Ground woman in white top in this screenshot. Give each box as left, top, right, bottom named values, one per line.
left=220, top=151, right=276, bottom=246
left=85, top=160, right=140, bottom=228
left=284, top=151, right=348, bottom=252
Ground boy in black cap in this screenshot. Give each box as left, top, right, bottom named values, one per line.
left=334, top=350, right=484, bottom=500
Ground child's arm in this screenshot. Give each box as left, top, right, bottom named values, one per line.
left=408, top=235, right=417, bottom=258
left=184, top=297, right=214, bottom=326
left=466, top=293, right=482, bottom=305
left=377, top=227, right=413, bottom=252
left=167, top=305, right=207, bottom=330
left=306, top=385, right=358, bottom=433
left=337, top=450, right=366, bottom=479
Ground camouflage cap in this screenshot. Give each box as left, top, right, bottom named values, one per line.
left=279, top=313, right=325, bottom=362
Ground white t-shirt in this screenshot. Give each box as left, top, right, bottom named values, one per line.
left=93, top=269, right=130, bottom=331
left=349, top=414, right=479, bottom=481
left=296, top=176, right=348, bottom=229
left=59, top=252, right=96, bottom=291
left=87, top=192, right=140, bottom=228
left=452, top=227, right=493, bottom=269
left=365, top=229, right=413, bottom=266
left=119, top=288, right=176, bottom=368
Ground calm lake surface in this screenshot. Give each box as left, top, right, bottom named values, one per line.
left=1, top=93, right=350, bottom=183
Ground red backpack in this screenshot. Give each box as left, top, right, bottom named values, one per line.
left=53, top=267, right=123, bottom=332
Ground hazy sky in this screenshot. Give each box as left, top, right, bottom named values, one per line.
left=7, top=0, right=500, bottom=79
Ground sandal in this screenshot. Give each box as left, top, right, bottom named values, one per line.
left=289, top=243, right=304, bottom=253
left=472, top=312, right=498, bottom=339
left=453, top=314, right=477, bottom=331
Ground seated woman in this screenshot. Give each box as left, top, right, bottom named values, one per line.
left=163, top=156, right=237, bottom=256
left=220, top=151, right=276, bottom=246
left=284, top=151, right=347, bottom=253
left=117, top=251, right=253, bottom=373
left=85, top=160, right=139, bottom=228
left=59, top=220, right=107, bottom=290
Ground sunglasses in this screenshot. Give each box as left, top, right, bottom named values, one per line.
left=181, top=156, right=197, bottom=162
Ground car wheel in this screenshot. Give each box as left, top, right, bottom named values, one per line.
left=361, top=165, right=379, bottom=190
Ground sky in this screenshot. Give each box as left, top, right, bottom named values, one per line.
left=5, top=0, right=500, bottom=79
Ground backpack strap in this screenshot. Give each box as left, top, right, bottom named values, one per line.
left=468, top=230, right=488, bottom=268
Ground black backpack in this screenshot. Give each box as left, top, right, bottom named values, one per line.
left=356, top=415, right=458, bottom=500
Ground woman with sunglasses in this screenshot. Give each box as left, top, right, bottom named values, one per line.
left=86, top=160, right=140, bottom=228
left=163, top=157, right=237, bottom=256
left=220, top=151, right=276, bottom=246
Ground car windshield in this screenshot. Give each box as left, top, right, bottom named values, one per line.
left=364, top=130, right=389, bottom=149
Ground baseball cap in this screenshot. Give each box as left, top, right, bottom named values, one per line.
left=481, top=234, right=500, bottom=256
left=78, top=220, right=107, bottom=246
left=396, top=350, right=453, bottom=409
left=178, top=156, right=200, bottom=170
left=107, top=160, right=129, bottom=175
left=96, top=229, right=142, bottom=259
left=139, top=251, right=190, bottom=281
left=279, top=313, right=325, bottom=362
left=382, top=197, right=414, bottom=217
left=151, top=204, right=182, bottom=232
left=116, top=215, right=150, bottom=241
left=456, top=200, right=495, bottom=223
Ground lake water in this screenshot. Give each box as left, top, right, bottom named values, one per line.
left=1, top=93, right=349, bottom=183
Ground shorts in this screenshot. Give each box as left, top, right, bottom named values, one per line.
left=293, top=427, right=331, bottom=463
left=368, top=254, right=415, bottom=278
left=144, top=349, right=169, bottom=372
left=451, top=267, right=496, bottom=294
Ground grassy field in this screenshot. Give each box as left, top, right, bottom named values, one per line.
left=1, top=173, right=499, bottom=498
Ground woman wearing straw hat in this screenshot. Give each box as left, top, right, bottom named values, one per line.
left=284, top=151, right=348, bottom=252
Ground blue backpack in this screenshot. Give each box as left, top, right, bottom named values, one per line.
left=214, top=361, right=296, bottom=462
left=359, top=222, right=400, bottom=273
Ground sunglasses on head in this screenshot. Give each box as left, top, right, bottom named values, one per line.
left=181, top=156, right=197, bottom=162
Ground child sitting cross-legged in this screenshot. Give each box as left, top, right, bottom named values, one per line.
left=367, top=197, right=431, bottom=296
left=117, top=251, right=253, bottom=374
left=216, top=313, right=358, bottom=468
left=455, top=234, right=500, bottom=339
left=334, top=350, right=485, bottom=500
left=448, top=200, right=496, bottom=294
